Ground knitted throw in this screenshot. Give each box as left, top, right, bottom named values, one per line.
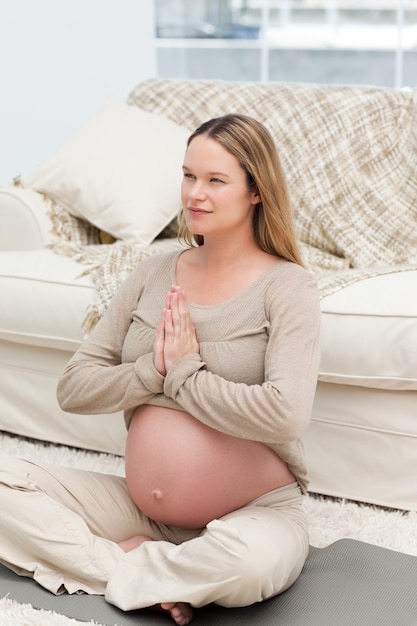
left=47, top=79, right=417, bottom=333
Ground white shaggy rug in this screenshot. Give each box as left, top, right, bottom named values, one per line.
left=1, top=431, right=416, bottom=626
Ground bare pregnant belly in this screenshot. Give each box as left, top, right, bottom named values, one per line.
left=125, top=405, right=295, bottom=529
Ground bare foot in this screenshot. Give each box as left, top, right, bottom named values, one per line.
left=118, top=536, right=193, bottom=624
left=118, top=534, right=153, bottom=552
left=160, top=602, right=193, bottom=625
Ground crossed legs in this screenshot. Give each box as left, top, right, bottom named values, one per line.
left=0, top=456, right=308, bottom=623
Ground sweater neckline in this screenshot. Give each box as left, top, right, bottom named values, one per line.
left=170, top=250, right=289, bottom=310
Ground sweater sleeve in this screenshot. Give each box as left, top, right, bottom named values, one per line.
left=56, top=264, right=164, bottom=415
left=163, top=270, right=321, bottom=444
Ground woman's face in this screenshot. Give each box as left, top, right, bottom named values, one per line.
left=181, top=134, right=260, bottom=239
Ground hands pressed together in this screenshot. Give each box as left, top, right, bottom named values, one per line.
left=153, top=285, right=200, bottom=377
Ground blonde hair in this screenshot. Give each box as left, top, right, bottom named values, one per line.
left=177, top=113, right=304, bottom=267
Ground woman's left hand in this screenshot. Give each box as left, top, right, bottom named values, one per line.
left=163, top=285, right=199, bottom=371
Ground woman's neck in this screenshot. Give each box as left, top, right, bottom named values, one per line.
left=195, top=236, right=261, bottom=270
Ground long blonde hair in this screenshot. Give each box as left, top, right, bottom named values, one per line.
left=177, top=113, right=304, bottom=267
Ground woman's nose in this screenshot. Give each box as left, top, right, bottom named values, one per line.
left=189, top=180, right=206, bottom=200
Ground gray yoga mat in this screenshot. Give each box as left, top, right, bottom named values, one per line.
left=1, top=539, right=417, bottom=625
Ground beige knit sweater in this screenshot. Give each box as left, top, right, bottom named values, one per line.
left=57, top=250, right=321, bottom=492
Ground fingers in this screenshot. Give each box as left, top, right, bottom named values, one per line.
left=153, top=311, right=166, bottom=376
left=163, top=285, right=199, bottom=370
left=169, top=287, right=189, bottom=330
left=165, top=285, right=189, bottom=325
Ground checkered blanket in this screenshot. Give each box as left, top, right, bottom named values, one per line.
left=48, top=79, right=417, bottom=332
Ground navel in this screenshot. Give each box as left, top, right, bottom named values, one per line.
left=151, top=488, right=163, bottom=501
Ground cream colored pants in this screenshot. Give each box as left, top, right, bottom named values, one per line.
left=0, top=455, right=309, bottom=611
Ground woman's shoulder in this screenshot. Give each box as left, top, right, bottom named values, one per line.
left=265, top=257, right=317, bottom=286
left=110, top=248, right=182, bottom=305
left=264, top=259, right=320, bottom=306
left=129, top=247, right=182, bottom=280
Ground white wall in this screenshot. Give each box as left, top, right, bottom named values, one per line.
left=0, top=0, right=156, bottom=183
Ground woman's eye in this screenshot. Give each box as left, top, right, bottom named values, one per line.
left=183, top=172, right=195, bottom=180
left=211, top=177, right=224, bottom=183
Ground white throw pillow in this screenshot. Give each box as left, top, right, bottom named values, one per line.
left=20, top=98, right=190, bottom=244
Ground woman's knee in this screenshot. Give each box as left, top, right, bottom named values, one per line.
left=208, top=512, right=308, bottom=607
left=0, top=457, right=40, bottom=535
left=214, top=536, right=306, bottom=607
left=0, top=456, right=36, bottom=489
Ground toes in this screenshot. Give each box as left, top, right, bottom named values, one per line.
left=160, top=602, right=192, bottom=625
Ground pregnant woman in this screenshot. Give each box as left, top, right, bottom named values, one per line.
left=0, top=113, right=321, bottom=625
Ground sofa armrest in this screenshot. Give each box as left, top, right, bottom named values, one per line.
left=0, top=186, right=55, bottom=250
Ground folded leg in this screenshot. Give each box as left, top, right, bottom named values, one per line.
left=0, top=455, right=193, bottom=594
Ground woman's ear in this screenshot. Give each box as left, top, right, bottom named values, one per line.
left=250, top=186, right=261, bottom=205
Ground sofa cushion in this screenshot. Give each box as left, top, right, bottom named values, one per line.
left=19, top=98, right=189, bottom=245
left=319, top=269, right=417, bottom=391
left=0, top=250, right=94, bottom=351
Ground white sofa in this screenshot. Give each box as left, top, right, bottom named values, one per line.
left=1, top=78, right=416, bottom=511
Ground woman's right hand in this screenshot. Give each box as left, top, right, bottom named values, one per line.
left=153, top=312, right=167, bottom=376
left=153, top=290, right=171, bottom=377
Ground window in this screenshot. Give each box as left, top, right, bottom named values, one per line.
left=155, top=0, right=417, bottom=88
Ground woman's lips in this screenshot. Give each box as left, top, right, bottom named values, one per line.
left=188, top=207, right=211, bottom=215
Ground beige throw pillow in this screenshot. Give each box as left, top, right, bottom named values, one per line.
left=20, top=98, right=190, bottom=244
